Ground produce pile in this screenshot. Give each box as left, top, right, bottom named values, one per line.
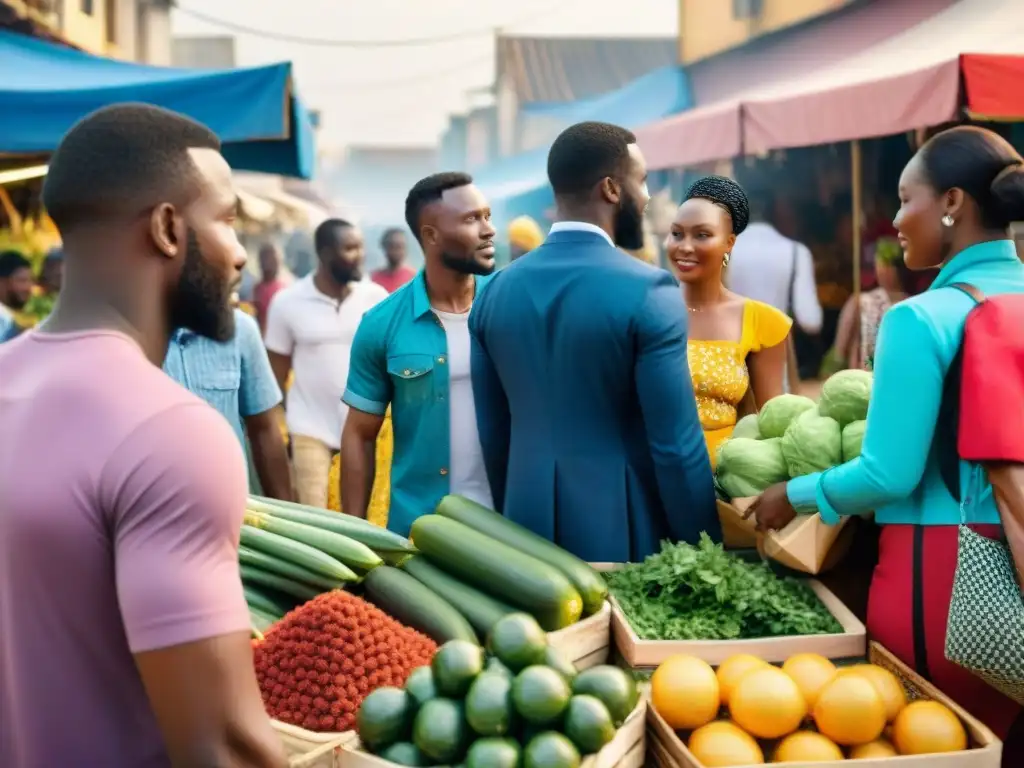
left=651, top=650, right=972, bottom=764
left=605, top=535, right=842, bottom=641
left=253, top=590, right=437, bottom=732
left=716, top=369, right=873, bottom=500
left=356, top=612, right=639, bottom=767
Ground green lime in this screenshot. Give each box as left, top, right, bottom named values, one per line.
left=404, top=665, right=437, bottom=709
left=412, top=698, right=470, bottom=764
left=512, top=665, right=571, bottom=726
left=432, top=640, right=485, bottom=698
left=542, top=646, right=578, bottom=681
left=464, top=737, right=521, bottom=768
left=488, top=613, right=548, bottom=671
left=523, top=732, right=581, bottom=768
left=465, top=673, right=518, bottom=737
left=357, top=686, right=413, bottom=753
left=563, top=695, right=615, bottom=754
left=571, top=665, right=638, bottom=726
left=377, top=741, right=428, bottom=766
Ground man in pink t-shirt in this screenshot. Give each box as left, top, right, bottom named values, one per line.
left=0, top=105, right=286, bottom=767
left=253, top=242, right=288, bottom=334
left=371, top=227, right=417, bottom=293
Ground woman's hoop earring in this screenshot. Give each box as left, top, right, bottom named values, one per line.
left=723, top=252, right=731, bottom=267
left=942, top=214, right=955, bottom=227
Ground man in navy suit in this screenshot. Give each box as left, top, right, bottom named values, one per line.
left=469, top=121, right=718, bottom=562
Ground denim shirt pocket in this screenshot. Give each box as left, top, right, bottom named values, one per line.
left=387, top=353, right=435, bottom=407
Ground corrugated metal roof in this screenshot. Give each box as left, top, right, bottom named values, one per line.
left=496, top=36, right=677, bottom=103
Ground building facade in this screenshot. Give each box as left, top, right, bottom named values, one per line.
left=678, top=0, right=857, bottom=64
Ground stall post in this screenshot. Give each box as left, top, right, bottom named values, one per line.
left=850, top=140, right=863, bottom=308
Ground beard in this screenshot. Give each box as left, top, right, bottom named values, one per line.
left=441, top=248, right=496, bottom=276
left=328, top=259, right=361, bottom=285
left=169, top=228, right=236, bottom=342
left=613, top=193, right=646, bottom=251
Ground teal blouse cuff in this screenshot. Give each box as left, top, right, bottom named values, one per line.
left=786, top=471, right=844, bottom=525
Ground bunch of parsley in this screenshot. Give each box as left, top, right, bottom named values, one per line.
left=605, top=534, right=843, bottom=641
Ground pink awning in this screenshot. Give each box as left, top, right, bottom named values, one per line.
left=635, top=0, right=1024, bottom=169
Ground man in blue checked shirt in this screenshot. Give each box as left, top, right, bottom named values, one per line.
left=164, top=307, right=293, bottom=499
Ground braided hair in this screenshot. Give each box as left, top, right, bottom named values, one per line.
left=683, top=175, right=751, bottom=236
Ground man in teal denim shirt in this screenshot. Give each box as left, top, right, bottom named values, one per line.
left=340, top=172, right=497, bottom=535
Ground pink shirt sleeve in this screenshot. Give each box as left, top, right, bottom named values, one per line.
left=102, top=402, right=250, bottom=653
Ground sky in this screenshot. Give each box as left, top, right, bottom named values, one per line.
left=170, top=0, right=678, bottom=151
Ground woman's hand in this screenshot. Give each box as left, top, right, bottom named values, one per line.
left=746, top=483, right=797, bottom=531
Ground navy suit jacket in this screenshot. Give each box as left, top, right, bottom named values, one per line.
left=469, top=229, right=719, bottom=562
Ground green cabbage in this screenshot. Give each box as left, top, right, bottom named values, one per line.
left=732, top=414, right=762, bottom=440
left=842, top=420, right=867, bottom=462
left=757, top=394, right=817, bottom=439
left=716, top=437, right=789, bottom=498
left=781, top=413, right=842, bottom=478
left=818, top=369, right=873, bottom=426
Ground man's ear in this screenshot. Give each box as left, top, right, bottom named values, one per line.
left=149, top=203, right=180, bottom=259
left=600, top=177, right=621, bottom=206
left=421, top=224, right=438, bottom=248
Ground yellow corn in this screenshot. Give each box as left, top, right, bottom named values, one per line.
left=327, top=409, right=393, bottom=528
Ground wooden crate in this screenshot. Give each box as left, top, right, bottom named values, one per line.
left=548, top=600, right=612, bottom=670
left=646, top=642, right=1002, bottom=767
left=338, top=699, right=647, bottom=767
left=273, top=720, right=357, bottom=768
left=610, top=580, right=865, bottom=668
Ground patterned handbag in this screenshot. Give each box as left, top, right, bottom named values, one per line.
left=938, top=282, right=1024, bottom=703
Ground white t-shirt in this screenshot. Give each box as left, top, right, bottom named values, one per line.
left=434, top=308, right=494, bottom=510
left=264, top=275, right=388, bottom=448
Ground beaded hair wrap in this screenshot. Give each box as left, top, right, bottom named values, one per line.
left=683, top=175, right=751, bottom=236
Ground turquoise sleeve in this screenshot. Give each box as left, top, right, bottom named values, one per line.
left=785, top=303, right=944, bottom=524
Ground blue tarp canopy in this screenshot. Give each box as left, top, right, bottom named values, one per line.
left=474, top=64, right=691, bottom=204
left=0, top=30, right=315, bottom=178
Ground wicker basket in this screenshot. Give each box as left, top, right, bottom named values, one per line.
left=273, top=720, right=357, bottom=768
left=646, top=642, right=1002, bottom=767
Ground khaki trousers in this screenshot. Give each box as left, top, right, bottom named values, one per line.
left=290, top=434, right=335, bottom=509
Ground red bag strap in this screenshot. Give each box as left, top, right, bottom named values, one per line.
left=949, top=282, right=986, bottom=303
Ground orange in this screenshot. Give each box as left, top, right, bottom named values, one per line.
left=772, top=731, right=844, bottom=762
left=781, top=653, right=837, bottom=709
left=651, top=654, right=721, bottom=730
left=688, top=721, right=765, bottom=766
left=849, top=738, right=899, bottom=758
left=716, top=654, right=771, bottom=707
left=838, top=664, right=907, bottom=722
left=892, top=700, right=968, bottom=755
left=728, top=666, right=807, bottom=739
left=813, top=674, right=886, bottom=746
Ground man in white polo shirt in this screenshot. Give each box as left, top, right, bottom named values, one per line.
left=264, top=219, right=388, bottom=507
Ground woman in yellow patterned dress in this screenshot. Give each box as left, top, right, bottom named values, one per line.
left=664, top=176, right=792, bottom=468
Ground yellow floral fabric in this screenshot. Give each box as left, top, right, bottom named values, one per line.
left=326, top=410, right=393, bottom=528
left=689, top=300, right=792, bottom=468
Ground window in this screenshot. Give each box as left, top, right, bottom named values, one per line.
left=80, top=0, right=94, bottom=14
left=732, top=0, right=764, bottom=19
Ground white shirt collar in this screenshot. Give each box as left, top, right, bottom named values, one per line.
left=548, top=221, right=615, bottom=247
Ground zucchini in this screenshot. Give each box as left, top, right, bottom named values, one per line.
left=401, top=555, right=516, bottom=639
left=239, top=543, right=350, bottom=590
left=243, top=583, right=290, bottom=617
left=244, top=512, right=382, bottom=571
left=241, top=564, right=322, bottom=602
left=246, top=498, right=415, bottom=556
left=435, top=495, right=608, bottom=615
left=410, top=516, right=583, bottom=631
left=363, top=565, right=478, bottom=645
left=249, top=607, right=277, bottom=632
left=240, top=525, right=357, bottom=581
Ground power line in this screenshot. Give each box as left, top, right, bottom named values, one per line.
left=322, top=54, right=493, bottom=90
left=174, top=3, right=533, bottom=48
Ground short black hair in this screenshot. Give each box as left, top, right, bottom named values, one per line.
left=919, top=125, right=1024, bottom=230
left=0, top=250, right=31, bottom=278
left=42, top=103, right=221, bottom=232
left=547, top=121, right=636, bottom=198
left=683, top=175, right=751, bottom=235
left=381, top=227, right=405, bottom=245
left=404, top=172, right=473, bottom=242
left=314, top=218, right=354, bottom=254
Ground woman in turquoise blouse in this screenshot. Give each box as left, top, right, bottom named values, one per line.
left=751, top=126, right=1024, bottom=755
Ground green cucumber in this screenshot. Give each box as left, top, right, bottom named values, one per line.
left=240, top=524, right=357, bottom=581
left=244, top=512, right=382, bottom=571
left=410, top=516, right=583, bottom=631
left=249, top=607, right=278, bottom=632
left=241, top=564, right=322, bottom=602
left=243, top=583, right=290, bottom=617
left=436, top=495, right=607, bottom=615
left=238, top=544, right=349, bottom=590
left=401, top=556, right=516, bottom=639
left=363, top=566, right=478, bottom=645
left=247, top=498, right=416, bottom=556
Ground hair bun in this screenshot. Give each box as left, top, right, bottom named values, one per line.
left=990, top=162, right=1024, bottom=225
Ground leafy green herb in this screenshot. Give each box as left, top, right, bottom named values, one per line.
left=605, top=534, right=843, bottom=641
